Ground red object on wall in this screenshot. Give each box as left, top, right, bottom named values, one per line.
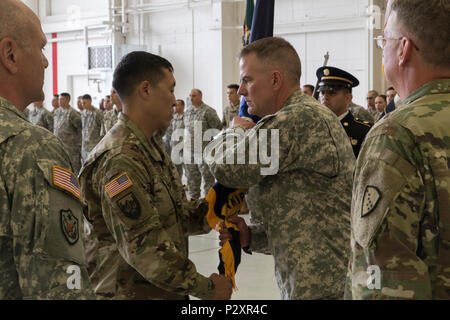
left=52, top=33, right=58, bottom=95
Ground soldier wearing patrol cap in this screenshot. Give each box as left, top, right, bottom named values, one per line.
left=316, top=66, right=372, bottom=157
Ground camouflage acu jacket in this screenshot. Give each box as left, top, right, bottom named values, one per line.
left=81, top=108, right=104, bottom=161
left=0, top=96, right=93, bottom=299
left=184, top=103, right=223, bottom=154
left=101, top=108, right=120, bottom=136
left=222, top=103, right=240, bottom=128
left=28, top=107, right=54, bottom=132
left=345, top=79, right=450, bottom=300
left=54, top=106, right=82, bottom=151
left=206, top=90, right=355, bottom=299
left=79, top=113, right=214, bottom=300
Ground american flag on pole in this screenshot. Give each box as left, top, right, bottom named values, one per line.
left=105, top=173, right=133, bottom=198
left=53, top=166, right=81, bottom=199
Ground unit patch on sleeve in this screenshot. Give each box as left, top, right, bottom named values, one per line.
left=116, top=192, right=141, bottom=220
left=53, top=166, right=81, bottom=199
left=60, top=209, right=79, bottom=245
left=105, top=173, right=133, bottom=198
left=361, top=185, right=381, bottom=218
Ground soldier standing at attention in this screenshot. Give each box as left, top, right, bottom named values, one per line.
left=101, top=88, right=122, bottom=136
left=54, top=92, right=83, bottom=174
left=0, top=0, right=93, bottom=299
left=51, top=94, right=59, bottom=114
left=317, top=66, right=372, bottom=158
left=28, top=100, right=54, bottom=132
left=80, top=94, right=104, bottom=162
left=211, top=37, right=355, bottom=299
left=222, top=84, right=241, bottom=128
left=76, top=96, right=84, bottom=113
left=184, top=89, right=222, bottom=199
left=346, top=0, right=450, bottom=299
left=163, top=99, right=185, bottom=178
left=79, top=51, right=232, bottom=300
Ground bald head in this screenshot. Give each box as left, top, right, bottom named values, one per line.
left=0, top=0, right=48, bottom=110
left=0, top=0, right=37, bottom=48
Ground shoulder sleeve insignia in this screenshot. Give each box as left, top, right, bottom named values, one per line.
left=105, top=173, right=133, bottom=198
left=116, top=192, right=141, bottom=219
left=60, top=209, right=79, bottom=245
left=361, top=186, right=381, bottom=217
left=53, top=166, right=80, bottom=199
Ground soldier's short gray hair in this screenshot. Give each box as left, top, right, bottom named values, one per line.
left=239, top=37, right=302, bottom=86
left=391, top=0, right=450, bottom=69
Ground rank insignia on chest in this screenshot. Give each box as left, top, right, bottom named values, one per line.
left=361, top=186, right=381, bottom=218
left=352, top=138, right=358, bottom=146
left=116, top=192, right=141, bottom=219
left=60, top=209, right=79, bottom=245
left=106, top=173, right=133, bottom=198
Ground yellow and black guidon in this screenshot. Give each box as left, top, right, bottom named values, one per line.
left=206, top=183, right=246, bottom=289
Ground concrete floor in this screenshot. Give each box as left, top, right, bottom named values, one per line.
left=188, top=214, right=281, bottom=300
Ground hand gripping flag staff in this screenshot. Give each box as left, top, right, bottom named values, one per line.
left=206, top=183, right=248, bottom=289
left=205, top=0, right=274, bottom=290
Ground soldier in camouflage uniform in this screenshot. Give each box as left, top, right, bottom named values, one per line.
left=79, top=51, right=232, bottom=300
left=54, top=93, right=82, bottom=174
left=345, top=0, right=450, bottom=299
left=81, top=94, right=104, bottom=162
left=184, top=89, right=223, bottom=199
left=0, top=0, right=93, bottom=299
left=222, top=84, right=241, bottom=128
left=51, top=94, right=59, bottom=114
left=163, top=99, right=185, bottom=177
left=101, top=88, right=122, bottom=136
left=28, top=101, right=54, bottom=132
left=210, top=37, right=354, bottom=299
left=349, top=102, right=375, bottom=125
left=366, top=90, right=380, bottom=122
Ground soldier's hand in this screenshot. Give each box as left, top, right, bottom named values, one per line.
left=219, top=217, right=250, bottom=248
left=231, top=116, right=255, bottom=130
left=209, top=273, right=233, bottom=300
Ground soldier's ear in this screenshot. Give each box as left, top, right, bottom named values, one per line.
left=0, top=37, right=20, bottom=75
left=272, top=70, right=283, bottom=90
left=137, top=80, right=152, bottom=100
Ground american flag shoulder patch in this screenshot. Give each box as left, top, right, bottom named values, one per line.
left=105, top=173, right=133, bottom=198
left=52, top=166, right=81, bottom=200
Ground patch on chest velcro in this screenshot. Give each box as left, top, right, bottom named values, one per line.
left=116, top=192, right=141, bottom=220
left=105, top=173, right=133, bottom=198
left=60, top=209, right=79, bottom=245
left=361, top=185, right=381, bottom=218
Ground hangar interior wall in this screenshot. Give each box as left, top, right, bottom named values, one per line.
left=22, top=0, right=387, bottom=114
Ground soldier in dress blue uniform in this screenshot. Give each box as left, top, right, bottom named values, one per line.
left=316, top=66, right=372, bottom=158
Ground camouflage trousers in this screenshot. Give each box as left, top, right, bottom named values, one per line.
left=184, top=162, right=215, bottom=200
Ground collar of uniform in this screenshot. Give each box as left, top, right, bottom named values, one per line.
left=338, top=110, right=350, bottom=121
left=118, top=113, right=163, bottom=163
left=283, top=89, right=304, bottom=108
left=0, top=96, right=28, bottom=121
left=252, top=89, right=303, bottom=124
left=402, top=79, right=450, bottom=105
